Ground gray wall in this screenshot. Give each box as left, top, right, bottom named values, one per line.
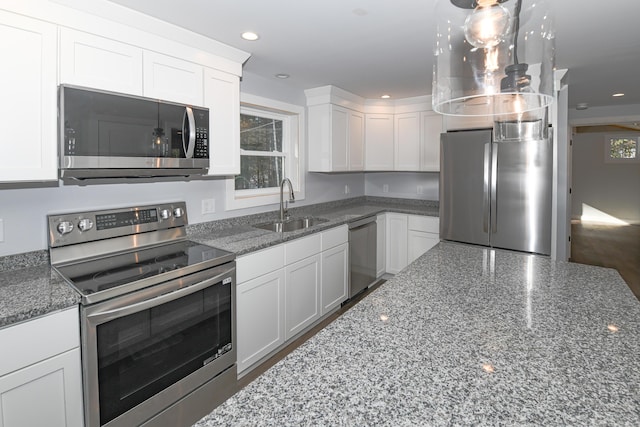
left=0, top=68, right=438, bottom=257
left=571, top=131, right=640, bottom=224
left=365, top=172, right=439, bottom=200
left=0, top=71, right=366, bottom=257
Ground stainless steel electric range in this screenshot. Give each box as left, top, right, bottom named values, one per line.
left=48, top=202, right=236, bottom=427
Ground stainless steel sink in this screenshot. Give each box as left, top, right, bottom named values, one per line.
left=253, top=217, right=329, bottom=233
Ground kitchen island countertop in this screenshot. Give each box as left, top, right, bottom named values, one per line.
left=195, top=241, right=640, bottom=426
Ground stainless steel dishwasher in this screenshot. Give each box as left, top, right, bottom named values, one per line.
left=348, top=215, right=377, bottom=298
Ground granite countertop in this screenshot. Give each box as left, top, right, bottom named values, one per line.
left=188, top=197, right=438, bottom=256
left=0, top=265, right=80, bottom=328
left=196, top=242, right=640, bottom=426
left=0, top=197, right=437, bottom=329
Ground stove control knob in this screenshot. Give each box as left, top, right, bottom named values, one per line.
left=173, top=207, right=184, bottom=218
left=57, top=221, right=74, bottom=235
left=78, top=218, right=94, bottom=232
left=159, top=209, right=171, bottom=220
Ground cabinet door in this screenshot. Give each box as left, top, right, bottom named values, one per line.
left=421, top=111, right=443, bottom=171
left=376, top=214, right=386, bottom=278
left=59, top=28, right=143, bottom=95
left=330, top=106, right=349, bottom=172
left=204, top=68, right=241, bottom=175
left=348, top=111, right=365, bottom=171
left=394, top=112, right=421, bottom=171
left=365, top=114, right=394, bottom=170
left=385, top=213, right=408, bottom=274
left=236, top=269, right=285, bottom=373
left=408, top=230, right=439, bottom=264
left=0, top=12, right=57, bottom=182
left=285, top=254, right=321, bottom=340
left=143, top=51, right=203, bottom=105
left=0, top=349, right=84, bottom=427
left=321, top=243, right=348, bottom=315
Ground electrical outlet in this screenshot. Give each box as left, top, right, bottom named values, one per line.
left=383, top=184, right=389, bottom=193
left=344, top=184, right=350, bottom=194
left=201, top=199, right=216, bottom=214
left=417, top=186, right=424, bottom=195
left=0, top=219, right=3, bottom=242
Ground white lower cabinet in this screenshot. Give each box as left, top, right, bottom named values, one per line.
left=385, top=213, right=409, bottom=274
left=285, top=254, right=321, bottom=340
left=383, top=214, right=440, bottom=274
left=0, top=307, right=83, bottom=427
left=320, top=243, right=348, bottom=315
left=236, top=269, right=285, bottom=373
left=236, top=226, right=348, bottom=375
left=376, top=214, right=386, bottom=278
left=408, top=215, right=440, bottom=264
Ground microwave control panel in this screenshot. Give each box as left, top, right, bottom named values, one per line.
left=195, top=127, right=209, bottom=158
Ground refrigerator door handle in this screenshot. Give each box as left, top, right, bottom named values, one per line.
left=483, top=142, right=491, bottom=233
left=490, top=142, right=499, bottom=233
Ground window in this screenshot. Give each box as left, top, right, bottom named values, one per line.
left=236, top=110, right=285, bottom=191
left=604, top=135, right=639, bottom=163
left=226, top=94, right=305, bottom=210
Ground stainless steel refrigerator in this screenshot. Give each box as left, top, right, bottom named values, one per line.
left=439, top=126, right=552, bottom=255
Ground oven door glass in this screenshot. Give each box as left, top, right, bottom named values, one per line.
left=93, top=274, right=232, bottom=426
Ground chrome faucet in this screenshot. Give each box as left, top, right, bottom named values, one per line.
left=279, top=178, right=295, bottom=222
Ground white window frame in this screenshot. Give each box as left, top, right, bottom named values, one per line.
left=604, top=134, right=640, bottom=164
left=226, top=93, right=305, bottom=210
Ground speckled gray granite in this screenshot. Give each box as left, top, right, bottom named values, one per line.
left=188, top=196, right=439, bottom=255
left=0, top=197, right=436, bottom=328
left=0, top=265, right=80, bottom=328
left=195, top=242, right=640, bottom=426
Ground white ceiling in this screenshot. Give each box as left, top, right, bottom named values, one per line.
left=107, top=0, right=640, bottom=109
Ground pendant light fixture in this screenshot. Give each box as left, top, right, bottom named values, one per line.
left=432, top=0, right=555, bottom=119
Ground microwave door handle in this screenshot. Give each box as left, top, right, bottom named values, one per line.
left=182, top=106, right=196, bottom=158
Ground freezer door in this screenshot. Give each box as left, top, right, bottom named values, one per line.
left=490, top=139, right=552, bottom=255
left=440, top=129, right=493, bottom=246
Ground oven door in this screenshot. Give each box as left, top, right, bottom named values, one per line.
left=81, top=262, right=235, bottom=427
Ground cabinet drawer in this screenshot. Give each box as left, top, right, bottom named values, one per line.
left=0, top=307, right=79, bottom=377
left=408, top=215, right=439, bottom=233
left=321, top=225, right=348, bottom=251
left=285, top=233, right=322, bottom=265
left=237, top=244, right=284, bottom=283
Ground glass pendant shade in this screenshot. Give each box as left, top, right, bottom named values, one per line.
left=432, top=0, right=555, bottom=118
left=464, top=1, right=512, bottom=49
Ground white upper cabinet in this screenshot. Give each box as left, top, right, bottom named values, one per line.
left=142, top=51, right=203, bottom=106
left=307, top=104, right=364, bottom=172
left=59, top=28, right=143, bottom=95
left=420, top=111, right=443, bottom=171
left=394, top=112, right=421, bottom=171
left=204, top=68, right=240, bottom=175
left=0, top=11, right=57, bottom=182
left=348, top=110, right=365, bottom=171
left=365, top=113, right=395, bottom=170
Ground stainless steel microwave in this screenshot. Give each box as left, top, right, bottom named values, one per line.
left=59, top=85, right=209, bottom=179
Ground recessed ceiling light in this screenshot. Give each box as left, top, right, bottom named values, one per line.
left=381, top=94, right=391, bottom=99
left=241, top=32, right=259, bottom=41
left=576, top=103, right=589, bottom=110
left=612, top=93, right=625, bottom=97
left=275, top=73, right=290, bottom=79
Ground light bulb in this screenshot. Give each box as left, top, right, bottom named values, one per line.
left=464, top=1, right=512, bottom=49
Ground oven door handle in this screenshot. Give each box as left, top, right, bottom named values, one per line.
left=88, top=269, right=233, bottom=324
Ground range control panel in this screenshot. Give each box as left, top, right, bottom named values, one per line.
left=48, top=202, right=187, bottom=248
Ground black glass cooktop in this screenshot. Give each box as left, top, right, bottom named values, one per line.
left=55, top=240, right=233, bottom=299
